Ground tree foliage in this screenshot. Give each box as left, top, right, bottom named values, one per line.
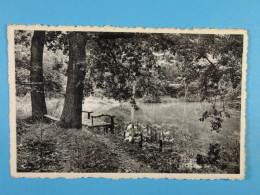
left=84, top=33, right=172, bottom=102
left=15, top=31, right=243, bottom=131
left=15, top=30, right=67, bottom=97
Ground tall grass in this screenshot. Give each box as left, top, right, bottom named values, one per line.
left=16, top=95, right=240, bottom=173
left=16, top=94, right=64, bottom=119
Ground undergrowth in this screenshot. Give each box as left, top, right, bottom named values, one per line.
left=17, top=119, right=120, bottom=172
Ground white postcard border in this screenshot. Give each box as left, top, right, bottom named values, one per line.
left=8, top=25, right=247, bottom=180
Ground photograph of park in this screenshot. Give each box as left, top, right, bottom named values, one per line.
left=11, top=27, right=245, bottom=176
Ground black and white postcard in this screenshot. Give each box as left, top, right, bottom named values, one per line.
left=8, top=25, right=247, bottom=179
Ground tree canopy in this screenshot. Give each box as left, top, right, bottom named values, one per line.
left=15, top=30, right=243, bottom=130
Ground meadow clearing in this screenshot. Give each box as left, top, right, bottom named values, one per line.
left=16, top=95, right=240, bottom=173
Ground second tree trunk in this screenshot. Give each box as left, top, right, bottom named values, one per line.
left=30, top=31, right=47, bottom=118
left=59, top=32, right=87, bottom=129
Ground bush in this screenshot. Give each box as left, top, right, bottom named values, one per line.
left=196, top=142, right=239, bottom=173
left=17, top=121, right=61, bottom=172
left=142, top=94, right=161, bottom=103
left=184, top=95, right=201, bottom=102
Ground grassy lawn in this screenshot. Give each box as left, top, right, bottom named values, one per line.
left=16, top=95, right=240, bottom=173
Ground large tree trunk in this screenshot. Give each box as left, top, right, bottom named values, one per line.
left=184, top=83, right=189, bottom=100
left=131, top=82, right=136, bottom=128
left=130, top=82, right=136, bottom=143
left=30, top=31, right=47, bottom=118
left=59, top=32, right=87, bottom=129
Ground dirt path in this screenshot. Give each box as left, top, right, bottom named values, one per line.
left=83, top=128, right=155, bottom=173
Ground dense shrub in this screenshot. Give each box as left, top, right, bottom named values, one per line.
left=142, top=94, right=161, bottom=103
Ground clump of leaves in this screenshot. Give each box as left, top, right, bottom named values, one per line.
left=196, top=142, right=240, bottom=173
left=199, top=105, right=230, bottom=132
left=196, top=143, right=221, bottom=166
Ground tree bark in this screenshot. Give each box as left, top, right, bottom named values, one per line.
left=59, top=32, right=87, bottom=129
left=30, top=31, right=47, bottom=118
left=130, top=81, right=136, bottom=142
left=131, top=82, right=136, bottom=127
left=184, top=82, right=189, bottom=100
